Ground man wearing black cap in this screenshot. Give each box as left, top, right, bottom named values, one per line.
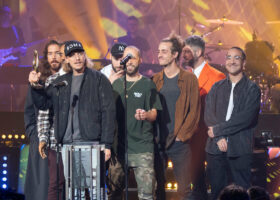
left=28, top=40, right=116, bottom=198
left=101, top=42, right=127, bottom=84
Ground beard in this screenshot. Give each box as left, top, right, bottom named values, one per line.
left=226, top=64, right=243, bottom=76
left=126, top=64, right=139, bottom=76
left=50, top=60, right=61, bottom=72
left=182, top=58, right=195, bottom=68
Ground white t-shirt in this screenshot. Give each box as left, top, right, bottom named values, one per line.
left=225, top=82, right=237, bottom=121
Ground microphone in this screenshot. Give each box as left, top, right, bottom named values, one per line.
left=53, top=80, right=68, bottom=88
left=120, top=53, right=133, bottom=65
left=72, top=95, right=78, bottom=107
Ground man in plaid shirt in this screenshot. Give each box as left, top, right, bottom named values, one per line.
left=37, top=70, right=65, bottom=149
left=36, top=40, right=66, bottom=200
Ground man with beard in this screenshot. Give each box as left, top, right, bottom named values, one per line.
left=182, top=35, right=225, bottom=199
left=101, top=42, right=126, bottom=199
left=101, top=42, right=127, bottom=83
left=24, top=40, right=64, bottom=200
left=205, top=47, right=260, bottom=200
left=28, top=40, right=115, bottom=199
left=152, top=33, right=200, bottom=200
left=112, top=46, right=162, bottom=200
left=37, top=40, right=67, bottom=200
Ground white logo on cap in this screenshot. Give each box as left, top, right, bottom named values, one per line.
left=67, top=43, right=82, bottom=50
left=118, top=46, right=124, bottom=51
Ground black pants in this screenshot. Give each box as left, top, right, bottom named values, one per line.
left=48, top=149, right=65, bottom=200
left=155, top=141, right=192, bottom=200
left=206, top=153, right=252, bottom=200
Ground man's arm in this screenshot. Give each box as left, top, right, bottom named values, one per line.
left=99, top=74, right=116, bottom=149
left=29, top=70, right=53, bottom=110
left=177, top=75, right=201, bottom=140
left=204, top=83, right=219, bottom=127
left=213, top=84, right=261, bottom=137
left=37, top=110, right=50, bottom=159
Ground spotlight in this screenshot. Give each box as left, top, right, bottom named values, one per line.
left=21, top=135, right=25, bottom=139
left=3, top=156, right=7, bottom=161
left=2, top=184, right=7, bottom=189
left=8, top=134, right=12, bottom=139
left=14, top=134, right=19, bottom=139
left=1, top=135, right=6, bottom=139
left=168, top=161, right=173, bottom=168
left=174, top=183, right=178, bottom=189
left=2, top=163, right=7, bottom=168
left=2, top=177, right=7, bottom=182
left=2, top=170, right=7, bottom=175
left=166, top=182, right=172, bottom=189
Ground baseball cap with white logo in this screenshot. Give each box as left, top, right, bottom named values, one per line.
left=64, top=40, right=85, bottom=56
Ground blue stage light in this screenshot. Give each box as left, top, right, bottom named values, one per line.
left=2, top=184, right=7, bottom=189
left=3, top=156, right=7, bottom=161
left=2, top=177, right=7, bottom=182
left=2, top=163, right=7, bottom=167
left=2, top=170, right=7, bottom=175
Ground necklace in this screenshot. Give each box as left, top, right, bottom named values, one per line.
left=124, top=75, right=142, bottom=98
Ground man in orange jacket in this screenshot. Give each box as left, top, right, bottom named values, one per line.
left=183, top=35, right=226, bottom=199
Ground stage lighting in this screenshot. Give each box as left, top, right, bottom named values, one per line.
left=8, top=134, right=12, bottom=139
left=2, top=163, right=7, bottom=167
left=168, top=161, right=173, bottom=168
left=3, top=156, right=7, bottom=161
left=2, top=177, right=7, bottom=182
left=166, top=182, right=172, bottom=189
left=14, top=134, right=19, bottom=139
left=21, top=135, right=25, bottom=139
left=2, top=170, right=7, bottom=175
left=174, top=183, right=178, bottom=189
left=1, top=134, right=6, bottom=139
left=2, top=184, right=7, bottom=189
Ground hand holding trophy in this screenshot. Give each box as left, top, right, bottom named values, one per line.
left=29, top=50, right=43, bottom=89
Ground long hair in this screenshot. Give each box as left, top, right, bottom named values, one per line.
left=39, top=40, right=60, bottom=82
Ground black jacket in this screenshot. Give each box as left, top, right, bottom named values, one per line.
left=205, top=74, right=261, bottom=157
left=31, top=67, right=115, bottom=148
left=24, top=86, right=49, bottom=200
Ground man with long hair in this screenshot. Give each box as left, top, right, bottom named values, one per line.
left=24, top=40, right=64, bottom=200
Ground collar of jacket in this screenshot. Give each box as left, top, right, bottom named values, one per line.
left=155, top=67, right=186, bottom=91
left=225, top=72, right=248, bottom=88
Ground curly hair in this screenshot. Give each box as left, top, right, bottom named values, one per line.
left=161, top=31, right=184, bottom=62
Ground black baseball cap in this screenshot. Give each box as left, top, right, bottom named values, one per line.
left=111, top=42, right=127, bottom=58
left=64, top=40, right=84, bottom=56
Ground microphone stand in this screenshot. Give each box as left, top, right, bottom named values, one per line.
left=123, top=63, right=128, bottom=200
left=56, top=87, right=61, bottom=200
